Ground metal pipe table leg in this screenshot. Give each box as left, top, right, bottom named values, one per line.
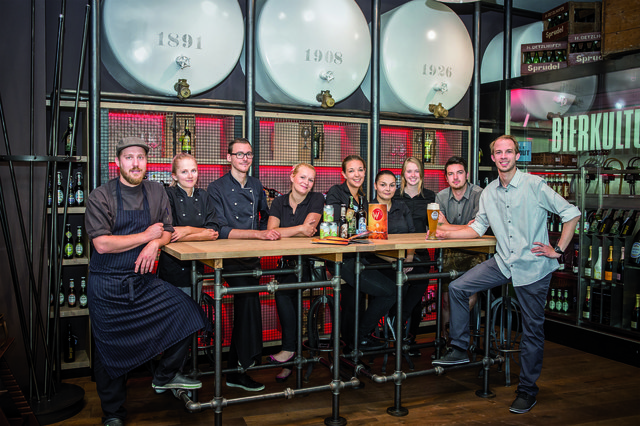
left=214, top=268, right=224, bottom=426
left=476, top=288, right=496, bottom=398
left=325, top=261, right=347, bottom=426
left=387, top=257, right=408, bottom=417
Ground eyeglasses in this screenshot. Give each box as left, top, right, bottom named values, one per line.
left=230, top=152, right=254, bottom=159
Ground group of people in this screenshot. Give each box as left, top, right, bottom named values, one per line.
left=86, top=134, right=580, bottom=425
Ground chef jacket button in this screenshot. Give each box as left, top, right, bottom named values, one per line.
left=183, top=213, right=186, bottom=216
left=234, top=203, right=237, bottom=206
left=235, top=216, right=239, bottom=219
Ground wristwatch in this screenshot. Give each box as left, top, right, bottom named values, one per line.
left=554, top=246, right=564, bottom=255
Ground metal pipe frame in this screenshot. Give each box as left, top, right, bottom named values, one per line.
left=189, top=257, right=350, bottom=426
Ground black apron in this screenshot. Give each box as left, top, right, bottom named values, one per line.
left=88, top=180, right=205, bottom=379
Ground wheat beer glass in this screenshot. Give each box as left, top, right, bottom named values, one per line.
left=427, top=202, right=440, bottom=239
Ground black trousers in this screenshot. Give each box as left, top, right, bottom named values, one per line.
left=94, top=336, right=190, bottom=421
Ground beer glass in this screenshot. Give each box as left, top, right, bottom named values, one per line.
left=427, top=203, right=440, bottom=239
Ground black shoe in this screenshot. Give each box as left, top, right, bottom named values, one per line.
left=431, top=347, right=469, bottom=366
left=226, top=373, right=265, bottom=392
left=152, top=372, right=202, bottom=390
left=359, top=334, right=386, bottom=351
left=103, top=418, right=124, bottom=426
left=510, top=390, right=537, bottom=414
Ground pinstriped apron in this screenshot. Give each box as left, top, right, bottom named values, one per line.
left=88, top=180, right=205, bottom=379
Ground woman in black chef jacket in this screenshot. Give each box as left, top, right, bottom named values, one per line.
left=158, top=153, right=220, bottom=296
left=266, top=163, right=324, bottom=383
left=393, top=156, right=435, bottom=352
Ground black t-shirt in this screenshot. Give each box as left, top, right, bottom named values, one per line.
left=392, top=187, right=436, bottom=233
left=269, top=191, right=324, bottom=231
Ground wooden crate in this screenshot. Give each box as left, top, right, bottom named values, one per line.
left=602, top=0, right=640, bottom=58
left=568, top=32, right=603, bottom=66
left=532, top=152, right=564, bottom=166
left=521, top=41, right=568, bottom=75
left=543, top=2, right=602, bottom=42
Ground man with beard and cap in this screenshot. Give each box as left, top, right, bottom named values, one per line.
left=85, top=137, right=207, bottom=426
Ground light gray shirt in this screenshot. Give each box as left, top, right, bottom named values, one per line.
left=436, top=182, right=483, bottom=225
left=469, top=169, right=580, bottom=287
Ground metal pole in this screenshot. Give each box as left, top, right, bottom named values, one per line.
left=214, top=268, right=224, bottom=426
left=245, top=0, right=257, bottom=176
left=89, top=0, right=100, bottom=191
left=503, top=0, right=513, bottom=134
left=470, top=1, right=481, bottom=185
left=387, top=257, right=407, bottom=416
left=369, top=0, right=381, bottom=198
left=325, top=261, right=347, bottom=426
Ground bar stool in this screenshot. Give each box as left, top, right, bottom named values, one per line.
left=489, top=283, right=522, bottom=386
left=376, top=314, right=414, bottom=374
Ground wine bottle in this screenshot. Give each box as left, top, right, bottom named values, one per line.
left=79, top=277, right=88, bottom=309
left=609, top=210, right=624, bottom=235
left=181, top=119, right=192, bottom=154
left=75, top=226, right=84, bottom=258
left=630, top=230, right=640, bottom=265
left=62, top=117, right=75, bottom=156
left=588, top=209, right=602, bottom=234
left=63, top=224, right=74, bottom=260
left=549, top=289, right=556, bottom=311
left=582, top=286, right=591, bottom=320
left=598, top=209, right=614, bottom=234
left=583, top=246, right=593, bottom=278
left=65, top=323, right=76, bottom=363
left=593, top=246, right=603, bottom=280
left=67, top=278, right=76, bottom=308
left=604, top=246, right=614, bottom=282
left=631, top=294, right=640, bottom=331
left=561, top=175, right=570, bottom=198
left=620, top=211, right=637, bottom=237
left=562, top=289, right=570, bottom=313
left=572, top=243, right=580, bottom=274
left=616, top=247, right=625, bottom=283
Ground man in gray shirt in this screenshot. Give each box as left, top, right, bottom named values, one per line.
left=435, top=156, right=483, bottom=341
left=430, top=136, right=580, bottom=415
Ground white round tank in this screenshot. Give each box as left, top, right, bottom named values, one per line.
left=101, top=0, right=244, bottom=97
left=360, top=0, right=474, bottom=115
left=244, top=0, right=371, bottom=106
left=481, top=21, right=543, bottom=83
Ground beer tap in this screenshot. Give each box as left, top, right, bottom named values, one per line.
left=625, top=157, right=640, bottom=195
left=603, top=158, right=624, bottom=195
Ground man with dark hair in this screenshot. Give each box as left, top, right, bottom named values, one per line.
left=430, top=135, right=580, bottom=414
left=207, top=138, right=280, bottom=392
left=435, top=156, right=484, bottom=340
left=86, top=137, right=206, bottom=426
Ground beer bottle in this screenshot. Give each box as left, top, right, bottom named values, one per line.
left=556, top=289, right=564, bottom=312
left=347, top=196, right=356, bottom=237
left=631, top=294, right=640, bottom=331
left=562, top=289, right=570, bottom=313
left=79, top=277, right=88, bottom=309
left=57, top=171, right=64, bottom=207
left=312, top=129, right=321, bottom=160
left=74, top=171, right=84, bottom=207
left=582, top=286, right=591, bottom=320
left=616, top=247, right=625, bottom=283
left=63, top=224, right=74, bottom=259
left=588, top=209, right=602, bottom=234
left=549, top=289, right=556, bottom=311
left=75, top=226, right=84, bottom=258
left=561, top=175, right=570, bottom=198
left=609, top=210, right=624, bottom=235
left=339, top=204, right=348, bottom=239
left=47, top=175, right=53, bottom=207
left=357, top=209, right=367, bottom=234
left=65, top=323, right=76, bottom=363
left=67, top=175, right=76, bottom=207
left=583, top=246, right=593, bottom=278
left=62, top=117, right=75, bottom=156
left=598, top=209, right=615, bottom=234
left=67, top=278, right=76, bottom=308
left=604, top=246, right=614, bottom=282
left=423, top=132, right=433, bottom=163
left=181, top=119, right=192, bottom=154
left=59, top=280, right=65, bottom=307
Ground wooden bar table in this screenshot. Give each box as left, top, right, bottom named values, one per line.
left=163, top=234, right=496, bottom=424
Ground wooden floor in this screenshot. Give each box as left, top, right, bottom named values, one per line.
left=50, top=337, right=640, bottom=426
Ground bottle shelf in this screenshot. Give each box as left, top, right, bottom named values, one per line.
left=553, top=270, right=579, bottom=280
left=62, top=257, right=89, bottom=266
left=60, top=350, right=90, bottom=370
left=47, top=207, right=86, bottom=214
left=50, top=306, right=89, bottom=318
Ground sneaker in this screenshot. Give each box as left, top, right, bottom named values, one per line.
left=510, top=390, right=537, bottom=414
left=359, top=334, right=386, bottom=351
left=152, top=372, right=202, bottom=390
left=226, top=373, right=265, bottom=392
left=103, top=418, right=124, bottom=426
left=431, top=347, right=469, bottom=366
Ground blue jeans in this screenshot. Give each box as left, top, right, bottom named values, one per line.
left=448, top=257, right=551, bottom=396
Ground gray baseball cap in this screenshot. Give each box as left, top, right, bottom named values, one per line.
left=116, top=137, right=149, bottom=156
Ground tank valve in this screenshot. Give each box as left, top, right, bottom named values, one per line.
left=429, top=102, right=449, bottom=118
left=175, top=55, right=191, bottom=70
left=433, top=82, right=448, bottom=94
left=316, top=90, right=335, bottom=108
left=320, top=71, right=335, bottom=82
left=174, top=79, right=191, bottom=100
